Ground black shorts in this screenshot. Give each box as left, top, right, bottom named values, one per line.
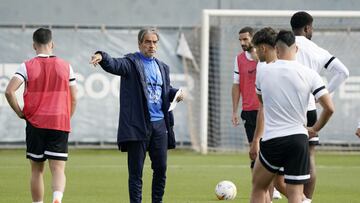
left=307, top=110, right=319, bottom=146
left=240, top=110, right=258, bottom=143
left=259, top=134, right=310, bottom=185
left=26, top=121, right=69, bottom=162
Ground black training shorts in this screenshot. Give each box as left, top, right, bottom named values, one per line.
left=26, top=121, right=69, bottom=162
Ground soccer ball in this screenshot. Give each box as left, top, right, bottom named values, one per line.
left=215, top=180, right=237, bottom=200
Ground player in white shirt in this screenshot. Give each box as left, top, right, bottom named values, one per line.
left=291, top=11, right=349, bottom=202
left=249, top=27, right=285, bottom=202
left=250, top=30, right=334, bottom=203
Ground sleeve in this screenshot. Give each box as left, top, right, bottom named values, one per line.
left=310, top=70, right=328, bottom=100
left=14, top=63, right=27, bottom=81
left=255, top=64, right=262, bottom=95
left=69, top=65, right=76, bottom=86
left=233, top=56, right=240, bottom=84
left=325, top=58, right=349, bottom=93
left=96, top=51, right=131, bottom=76
left=169, top=88, right=179, bottom=102
left=315, top=45, right=334, bottom=71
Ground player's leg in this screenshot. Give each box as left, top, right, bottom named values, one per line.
left=49, top=160, right=66, bottom=203
left=30, top=160, right=46, bottom=202
left=283, top=134, right=311, bottom=203
left=148, top=119, right=168, bottom=203
left=241, top=110, right=257, bottom=168
left=251, top=138, right=282, bottom=203
left=274, top=172, right=309, bottom=201
left=286, top=184, right=304, bottom=203
left=250, top=156, right=275, bottom=203
left=274, top=173, right=287, bottom=198
left=304, top=110, right=318, bottom=200
left=267, top=181, right=274, bottom=203
left=25, top=121, right=47, bottom=203
left=304, top=145, right=316, bottom=199
left=45, top=129, right=69, bottom=203
left=127, top=141, right=147, bottom=203
left=244, top=110, right=282, bottom=202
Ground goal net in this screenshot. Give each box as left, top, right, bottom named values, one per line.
left=195, top=10, right=360, bottom=154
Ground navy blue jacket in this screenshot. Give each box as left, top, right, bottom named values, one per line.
left=97, top=51, right=178, bottom=151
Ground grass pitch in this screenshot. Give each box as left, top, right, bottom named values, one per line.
left=0, top=149, right=359, bottom=203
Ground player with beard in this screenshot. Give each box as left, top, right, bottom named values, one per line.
left=231, top=27, right=259, bottom=168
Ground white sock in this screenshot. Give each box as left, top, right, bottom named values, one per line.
left=302, top=198, right=312, bottom=203
left=53, top=191, right=63, bottom=203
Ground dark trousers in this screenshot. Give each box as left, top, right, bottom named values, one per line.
left=127, top=119, right=168, bottom=203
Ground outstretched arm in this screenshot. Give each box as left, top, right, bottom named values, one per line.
left=90, top=51, right=131, bottom=76
left=5, top=77, right=24, bottom=119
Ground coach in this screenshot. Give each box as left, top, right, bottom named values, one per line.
left=90, top=28, right=182, bottom=203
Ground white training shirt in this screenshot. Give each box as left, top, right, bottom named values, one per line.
left=233, top=51, right=256, bottom=84
left=296, top=36, right=349, bottom=110
left=256, top=60, right=328, bottom=141
left=14, top=54, right=76, bottom=86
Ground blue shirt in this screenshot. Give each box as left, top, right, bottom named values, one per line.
left=137, top=52, right=164, bottom=121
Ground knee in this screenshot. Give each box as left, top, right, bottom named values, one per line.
left=49, top=161, right=65, bottom=174
left=153, top=164, right=167, bottom=175
left=31, top=162, right=45, bottom=175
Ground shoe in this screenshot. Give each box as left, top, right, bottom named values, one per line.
left=273, top=189, right=282, bottom=199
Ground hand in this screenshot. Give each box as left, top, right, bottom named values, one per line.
left=249, top=141, right=259, bottom=161
left=90, top=53, right=102, bottom=67
left=176, top=90, right=184, bottom=102
left=307, top=127, right=318, bottom=138
left=231, top=113, right=239, bottom=126
left=356, top=128, right=360, bottom=138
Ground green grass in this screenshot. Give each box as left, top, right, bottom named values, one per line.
left=0, top=149, right=360, bottom=203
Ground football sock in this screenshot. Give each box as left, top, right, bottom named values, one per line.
left=52, top=191, right=63, bottom=203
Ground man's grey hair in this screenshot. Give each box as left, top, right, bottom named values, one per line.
left=138, top=27, right=160, bottom=43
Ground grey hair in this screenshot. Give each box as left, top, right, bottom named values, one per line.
left=138, top=27, right=160, bottom=43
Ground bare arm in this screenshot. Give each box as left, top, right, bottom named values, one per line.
left=5, top=77, right=24, bottom=119
left=249, top=95, right=263, bottom=161
left=70, top=85, right=77, bottom=117
left=307, top=93, right=334, bottom=137
left=232, top=84, right=241, bottom=126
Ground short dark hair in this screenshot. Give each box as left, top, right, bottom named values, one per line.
left=275, top=30, right=295, bottom=47
left=290, top=11, right=313, bottom=30
left=252, top=27, right=277, bottom=47
left=138, top=27, right=160, bottom=43
left=239, top=26, right=254, bottom=36
left=33, top=28, right=52, bottom=44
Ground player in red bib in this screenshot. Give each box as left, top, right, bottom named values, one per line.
left=5, top=28, right=77, bottom=203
